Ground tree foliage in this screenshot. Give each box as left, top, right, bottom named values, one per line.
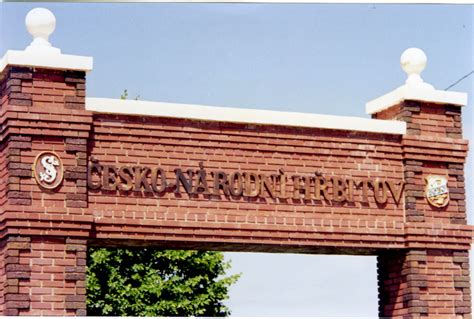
left=87, top=248, right=240, bottom=316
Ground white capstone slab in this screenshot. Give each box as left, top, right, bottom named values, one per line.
left=366, top=85, right=468, bottom=115
left=0, top=50, right=93, bottom=73
left=86, top=97, right=407, bottom=135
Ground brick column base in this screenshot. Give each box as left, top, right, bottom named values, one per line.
left=0, top=236, right=87, bottom=316
left=378, top=249, right=471, bottom=318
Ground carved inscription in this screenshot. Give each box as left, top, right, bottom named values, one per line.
left=88, top=160, right=405, bottom=205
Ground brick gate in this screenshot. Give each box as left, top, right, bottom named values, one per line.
left=0, top=8, right=472, bottom=317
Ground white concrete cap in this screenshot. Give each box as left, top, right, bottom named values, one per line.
left=0, top=8, right=93, bottom=73
left=366, top=48, right=467, bottom=115
left=87, top=97, right=407, bottom=135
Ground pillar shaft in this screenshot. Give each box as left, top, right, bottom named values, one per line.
left=0, top=59, right=91, bottom=315
left=378, top=249, right=471, bottom=318
left=0, top=236, right=87, bottom=316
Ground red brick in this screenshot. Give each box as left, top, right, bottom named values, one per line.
left=0, top=62, right=471, bottom=316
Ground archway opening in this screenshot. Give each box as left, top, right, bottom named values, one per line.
left=225, top=252, right=378, bottom=317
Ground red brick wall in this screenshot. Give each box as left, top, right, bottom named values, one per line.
left=0, top=236, right=87, bottom=316
left=378, top=249, right=470, bottom=317
left=0, top=65, right=471, bottom=316
left=89, top=114, right=408, bottom=252
left=18, top=237, right=87, bottom=316
left=373, top=100, right=462, bottom=138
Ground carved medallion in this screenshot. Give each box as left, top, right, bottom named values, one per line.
left=425, top=175, right=449, bottom=208
left=33, top=151, right=64, bottom=190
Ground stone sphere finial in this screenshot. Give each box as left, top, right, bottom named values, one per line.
left=400, top=48, right=432, bottom=88
left=25, top=8, right=56, bottom=48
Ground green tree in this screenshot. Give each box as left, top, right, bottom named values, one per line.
left=87, top=248, right=239, bottom=316
left=87, top=90, right=240, bottom=316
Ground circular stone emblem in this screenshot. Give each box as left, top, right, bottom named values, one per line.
left=33, top=151, right=64, bottom=190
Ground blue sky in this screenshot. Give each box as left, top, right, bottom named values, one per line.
left=1, top=3, right=473, bottom=316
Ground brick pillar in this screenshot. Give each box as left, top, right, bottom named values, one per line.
left=367, top=47, right=471, bottom=317
left=0, top=237, right=32, bottom=316
left=0, top=61, right=92, bottom=314
left=0, top=237, right=87, bottom=316
left=373, top=97, right=471, bottom=317
left=374, top=100, right=467, bottom=225
left=378, top=249, right=471, bottom=318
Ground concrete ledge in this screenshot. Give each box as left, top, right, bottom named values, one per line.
left=366, top=85, right=467, bottom=115
left=86, top=97, right=407, bottom=135
left=0, top=50, right=93, bottom=73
